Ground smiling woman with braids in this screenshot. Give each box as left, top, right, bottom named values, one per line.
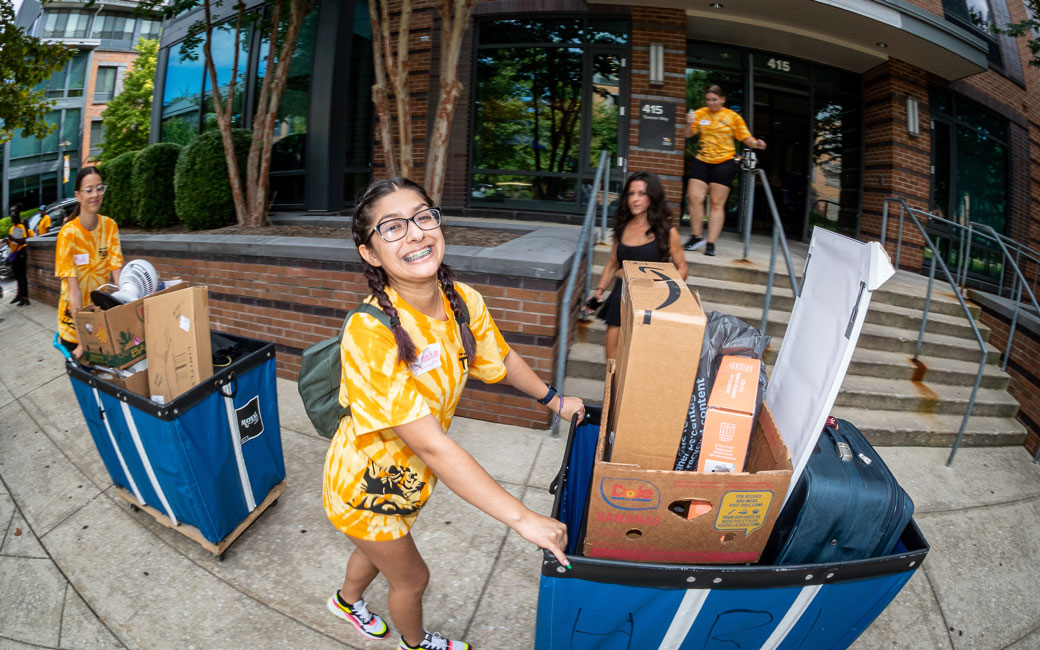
left=322, top=177, right=584, bottom=650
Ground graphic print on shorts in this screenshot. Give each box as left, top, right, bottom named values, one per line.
left=348, top=462, right=427, bottom=516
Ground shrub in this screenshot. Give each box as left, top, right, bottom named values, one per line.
left=174, top=128, right=250, bottom=230
left=132, top=142, right=182, bottom=229
left=98, top=150, right=140, bottom=226
left=0, top=217, right=10, bottom=237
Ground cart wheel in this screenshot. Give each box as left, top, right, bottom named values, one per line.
left=213, top=552, right=224, bottom=562
left=129, top=504, right=140, bottom=513
left=270, top=499, right=278, bottom=507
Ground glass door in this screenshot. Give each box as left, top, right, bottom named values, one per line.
left=750, top=83, right=811, bottom=238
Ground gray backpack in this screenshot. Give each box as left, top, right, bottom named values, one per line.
left=297, top=301, right=469, bottom=439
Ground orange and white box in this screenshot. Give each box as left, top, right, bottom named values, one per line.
left=697, top=356, right=762, bottom=473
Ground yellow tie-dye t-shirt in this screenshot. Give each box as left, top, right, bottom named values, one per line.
left=322, top=281, right=511, bottom=541
left=689, top=107, right=752, bottom=164
left=54, top=215, right=123, bottom=343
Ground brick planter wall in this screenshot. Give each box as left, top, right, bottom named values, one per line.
left=27, top=229, right=584, bottom=429
left=974, top=293, right=1040, bottom=456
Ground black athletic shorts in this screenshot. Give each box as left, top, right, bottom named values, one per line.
left=687, top=158, right=738, bottom=187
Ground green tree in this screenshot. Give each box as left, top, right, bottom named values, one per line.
left=0, top=0, right=74, bottom=144
left=97, top=38, right=159, bottom=163
left=990, top=2, right=1040, bottom=66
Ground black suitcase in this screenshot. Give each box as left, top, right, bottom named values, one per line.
left=761, top=417, right=914, bottom=565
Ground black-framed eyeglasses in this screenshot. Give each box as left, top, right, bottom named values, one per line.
left=365, top=207, right=442, bottom=243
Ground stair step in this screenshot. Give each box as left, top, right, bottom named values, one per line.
left=576, top=302, right=1001, bottom=365
left=828, top=407, right=1027, bottom=447
left=568, top=339, right=1009, bottom=390
left=834, top=375, right=1020, bottom=418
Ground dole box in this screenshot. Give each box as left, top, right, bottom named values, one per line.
left=585, top=360, right=793, bottom=564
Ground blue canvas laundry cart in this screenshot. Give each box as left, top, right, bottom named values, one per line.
left=536, top=407, right=928, bottom=650
left=58, top=332, right=286, bottom=558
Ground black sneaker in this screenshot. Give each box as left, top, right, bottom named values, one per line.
left=704, top=242, right=716, bottom=256
left=683, top=235, right=704, bottom=251
left=9, top=295, right=19, bottom=304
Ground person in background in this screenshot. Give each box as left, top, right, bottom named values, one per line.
left=36, top=205, right=52, bottom=235
left=588, top=171, right=688, bottom=362
left=55, top=166, right=123, bottom=359
left=324, top=177, right=583, bottom=650
left=682, top=84, right=766, bottom=256
left=7, top=212, right=31, bottom=306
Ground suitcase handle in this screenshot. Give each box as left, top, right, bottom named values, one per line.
left=548, top=413, right=582, bottom=496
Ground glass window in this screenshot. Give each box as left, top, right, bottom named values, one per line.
left=140, top=19, right=162, bottom=41
left=92, top=13, right=135, bottom=41
left=202, top=24, right=251, bottom=130
left=942, top=0, right=1002, bottom=67
left=43, top=10, right=90, bottom=39
left=67, top=53, right=87, bottom=97
left=95, top=66, right=117, bottom=102
left=479, top=18, right=582, bottom=46
left=810, top=92, right=861, bottom=237
left=161, top=41, right=203, bottom=144
left=585, top=19, right=628, bottom=45
left=90, top=120, right=105, bottom=157
left=62, top=109, right=80, bottom=155
left=257, top=9, right=318, bottom=174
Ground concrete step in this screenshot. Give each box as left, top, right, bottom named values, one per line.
left=568, top=339, right=1010, bottom=391
left=591, top=250, right=979, bottom=320
left=833, top=374, right=1020, bottom=418
left=828, top=407, right=1027, bottom=447
left=562, top=376, right=1025, bottom=447
left=576, top=301, right=1001, bottom=365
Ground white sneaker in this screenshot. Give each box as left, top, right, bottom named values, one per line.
left=327, top=593, right=389, bottom=640
left=398, top=630, right=471, bottom=650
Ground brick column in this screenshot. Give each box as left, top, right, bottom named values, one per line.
left=860, top=59, right=932, bottom=271
left=629, top=7, right=687, bottom=221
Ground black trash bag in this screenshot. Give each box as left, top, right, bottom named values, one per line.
left=673, top=311, right=771, bottom=471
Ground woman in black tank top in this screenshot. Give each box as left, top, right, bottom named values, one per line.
left=589, top=171, right=688, bottom=362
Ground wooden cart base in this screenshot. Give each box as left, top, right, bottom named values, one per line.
left=114, top=480, right=286, bottom=558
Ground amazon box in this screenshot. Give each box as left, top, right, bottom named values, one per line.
left=698, top=356, right=762, bottom=473
left=74, top=280, right=186, bottom=370
left=607, top=260, right=706, bottom=469
left=144, top=285, right=213, bottom=404
left=584, top=361, right=792, bottom=564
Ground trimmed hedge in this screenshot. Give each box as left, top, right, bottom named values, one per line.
left=174, top=128, right=250, bottom=230
left=98, top=150, right=140, bottom=226
left=0, top=217, right=10, bottom=238
left=133, top=142, right=182, bottom=229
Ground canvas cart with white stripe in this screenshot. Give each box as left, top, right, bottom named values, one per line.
left=56, top=332, right=286, bottom=559
left=536, top=407, right=928, bottom=650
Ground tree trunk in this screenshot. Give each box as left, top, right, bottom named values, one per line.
left=379, top=0, right=413, bottom=178
left=201, top=0, right=248, bottom=226
left=369, top=0, right=398, bottom=178
left=426, top=0, right=474, bottom=205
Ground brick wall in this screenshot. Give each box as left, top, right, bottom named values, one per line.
left=630, top=7, right=686, bottom=222
left=978, top=306, right=1040, bottom=456
left=26, top=241, right=570, bottom=429
left=82, top=50, right=139, bottom=164
left=861, top=59, right=933, bottom=271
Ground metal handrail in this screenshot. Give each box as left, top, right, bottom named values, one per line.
left=880, top=198, right=989, bottom=466
left=743, top=161, right=801, bottom=332
left=553, top=150, right=610, bottom=435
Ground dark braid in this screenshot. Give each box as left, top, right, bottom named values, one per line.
left=364, top=266, right=419, bottom=365
left=438, top=265, right=476, bottom=363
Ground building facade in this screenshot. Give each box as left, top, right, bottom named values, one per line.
left=151, top=0, right=1037, bottom=292
left=2, top=0, right=161, bottom=213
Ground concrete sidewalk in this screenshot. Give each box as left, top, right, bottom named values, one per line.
left=1, top=292, right=1039, bottom=649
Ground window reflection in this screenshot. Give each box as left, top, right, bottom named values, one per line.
left=202, top=25, right=250, bottom=130
left=161, top=41, right=203, bottom=144
left=810, top=92, right=860, bottom=237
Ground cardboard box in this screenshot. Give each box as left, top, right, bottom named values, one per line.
left=144, top=285, right=213, bottom=403
left=607, top=260, right=706, bottom=470
left=698, top=356, right=762, bottom=473
left=584, top=360, right=792, bottom=564
left=74, top=281, right=185, bottom=370
left=96, top=369, right=149, bottom=397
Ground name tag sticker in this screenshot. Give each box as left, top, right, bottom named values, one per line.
left=74, top=253, right=89, bottom=265
left=410, top=343, right=442, bottom=376
left=699, top=119, right=711, bottom=126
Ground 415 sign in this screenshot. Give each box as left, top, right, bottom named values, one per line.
left=757, top=54, right=806, bottom=78
left=638, top=100, right=675, bottom=151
